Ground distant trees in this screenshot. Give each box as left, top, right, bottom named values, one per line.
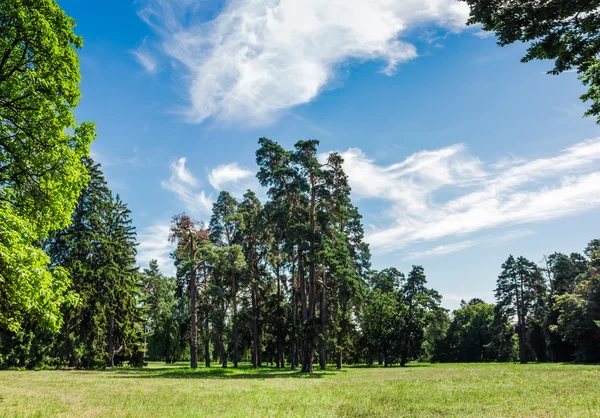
left=495, top=256, right=547, bottom=364
left=551, top=241, right=600, bottom=362
left=361, top=266, right=443, bottom=367
left=433, top=299, right=513, bottom=363
left=141, top=260, right=182, bottom=363
left=460, top=0, right=600, bottom=123
left=144, top=137, right=600, bottom=370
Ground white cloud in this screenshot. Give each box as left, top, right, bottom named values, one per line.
left=208, top=162, right=254, bottom=191
left=473, top=30, right=494, bottom=39
left=404, top=230, right=534, bottom=260
left=137, top=0, right=469, bottom=125
left=338, top=138, right=600, bottom=254
left=405, top=240, right=478, bottom=259
left=161, top=157, right=213, bottom=215
left=137, top=223, right=176, bottom=276
left=132, top=38, right=159, bottom=73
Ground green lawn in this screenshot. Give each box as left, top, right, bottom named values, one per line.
left=0, top=362, right=599, bottom=417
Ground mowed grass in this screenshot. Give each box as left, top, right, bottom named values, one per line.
left=0, top=362, right=599, bottom=417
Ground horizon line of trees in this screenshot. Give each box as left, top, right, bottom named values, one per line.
left=2, top=138, right=598, bottom=370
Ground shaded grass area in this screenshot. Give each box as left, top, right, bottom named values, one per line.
left=1, top=362, right=599, bottom=417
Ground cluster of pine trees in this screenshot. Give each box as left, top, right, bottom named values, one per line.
left=2, top=139, right=599, bottom=370
left=432, top=245, right=600, bottom=364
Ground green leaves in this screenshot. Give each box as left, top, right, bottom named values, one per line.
left=0, top=0, right=95, bottom=331
left=0, top=201, right=78, bottom=332
left=461, top=0, right=600, bottom=123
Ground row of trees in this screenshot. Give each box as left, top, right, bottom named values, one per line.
left=140, top=139, right=600, bottom=371
left=1, top=138, right=599, bottom=369
left=433, top=243, right=600, bottom=364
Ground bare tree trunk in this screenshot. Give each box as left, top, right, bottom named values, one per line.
left=252, top=284, right=260, bottom=368
left=516, top=275, right=527, bottom=364
left=302, top=186, right=317, bottom=374
left=299, top=245, right=307, bottom=322
left=204, top=264, right=210, bottom=368
left=143, top=324, right=147, bottom=361
left=291, top=283, right=297, bottom=370
left=189, top=236, right=198, bottom=369
left=319, top=268, right=327, bottom=370
left=204, top=314, right=211, bottom=368
left=108, top=315, right=115, bottom=367
left=336, top=298, right=347, bottom=370
left=291, top=249, right=298, bottom=370
left=232, top=274, right=238, bottom=368
left=276, top=262, right=284, bottom=369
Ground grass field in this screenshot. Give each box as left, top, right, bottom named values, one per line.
left=1, top=362, right=599, bottom=417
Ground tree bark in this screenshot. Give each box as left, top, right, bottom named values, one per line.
left=204, top=264, right=210, bottom=368
left=252, top=283, right=260, bottom=368
left=319, top=268, right=327, bottom=370
left=108, top=315, right=115, bottom=367
left=302, top=183, right=317, bottom=373
left=516, top=274, right=527, bottom=364
left=291, top=251, right=298, bottom=370
left=189, top=235, right=198, bottom=369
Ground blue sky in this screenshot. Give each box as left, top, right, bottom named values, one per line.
left=59, top=0, right=600, bottom=309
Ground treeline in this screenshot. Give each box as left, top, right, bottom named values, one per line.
left=434, top=246, right=600, bottom=364
left=1, top=139, right=599, bottom=370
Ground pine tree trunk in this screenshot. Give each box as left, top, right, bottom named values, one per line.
left=221, top=300, right=227, bottom=367
left=290, top=249, right=298, bottom=370
left=189, top=236, right=198, bottom=369
left=252, top=283, right=260, bottom=368
left=517, top=276, right=527, bottom=364
left=337, top=299, right=347, bottom=370
left=299, top=246, right=307, bottom=322
left=291, top=275, right=297, bottom=370
left=143, top=324, right=147, bottom=360
left=319, top=271, right=327, bottom=370
left=204, top=264, right=210, bottom=368
left=205, top=313, right=211, bottom=368
left=232, top=276, right=238, bottom=368
left=108, top=315, right=115, bottom=367
left=302, top=184, right=318, bottom=373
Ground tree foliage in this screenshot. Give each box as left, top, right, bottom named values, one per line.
left=0, top=0, right=96, bottom=332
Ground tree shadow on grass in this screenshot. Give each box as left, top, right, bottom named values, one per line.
left=108, top=365, right=335, bottom=380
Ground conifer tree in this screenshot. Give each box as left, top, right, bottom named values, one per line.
left=495, top=255, right=547, bottom=364
left=169, top=214, right=209, bottom=369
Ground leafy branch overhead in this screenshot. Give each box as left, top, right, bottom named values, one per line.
left=461, top=0, right=600, bottom=122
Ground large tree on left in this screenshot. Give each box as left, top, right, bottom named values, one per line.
left=0, top=0, right=95, bottom=332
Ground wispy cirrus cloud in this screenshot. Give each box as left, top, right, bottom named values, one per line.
left=404, top=230, right=535, bottom=260
left=136, top=0, right=469, bottom=125
left=161, top=157, right=213, bottom=215
left=208, top=162, right=254, bottom=192
left=162, top=158, right=258, bottom=215
left=339, top=138, right=600, bottom=254
left=131, top=38, right=159, bottom=74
